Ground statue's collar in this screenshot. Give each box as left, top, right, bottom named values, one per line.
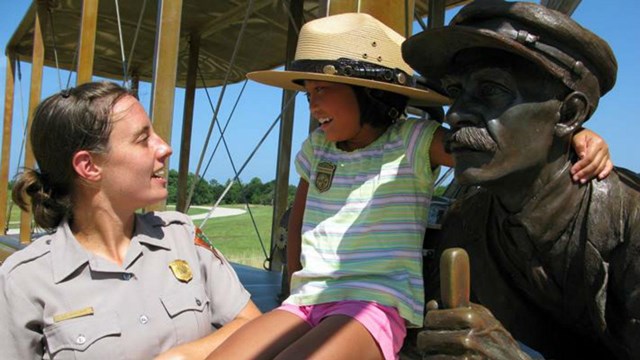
left=493, top=161, right=588, bottom=251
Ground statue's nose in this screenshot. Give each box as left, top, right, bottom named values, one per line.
left=446, top=104, right=480, bottom=128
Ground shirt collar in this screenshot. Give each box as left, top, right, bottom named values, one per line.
left=51, top=214, right=173, bottom=283
left=51, top=219, right=91, bottom=283
left=133, top=213, right=173, bottom=251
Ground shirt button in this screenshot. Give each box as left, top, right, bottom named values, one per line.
left=139, top=315, right=149, bottom=324
left=76, top=334, right=86, bottom=345
left=122, top=273, right=132, bottom=280
left=195, top=299, right=202, bottom=306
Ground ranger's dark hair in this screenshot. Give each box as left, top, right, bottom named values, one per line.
left=12, top=82, right=130, bottom=230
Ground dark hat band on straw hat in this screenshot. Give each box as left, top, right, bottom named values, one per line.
left=289, top=58, right=416, bottom=87
left=247, top=13, right=450, bottom=106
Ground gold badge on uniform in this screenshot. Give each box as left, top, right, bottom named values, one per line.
left=169, top=259, right=193, bottom=283
left=315, top=161, right=336, bottom=193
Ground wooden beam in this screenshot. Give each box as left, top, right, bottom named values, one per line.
left=269, top=0, right=304, bottom=274
left=198, top=0, right=274, bottom=38
left=427, top=0, right=446, bottom=29
left=147, top=0, right=183, bottom=211
left=76, top=0, right=99, bottom=85
left=20, top=7, right=46, bottom=244
left=4, top=3, right=36, bottom=57
left=326, top=0, right=416, bottom=37
left=176, top=34, right=200, bottom=213
left=0, top=54, right=16, bottom=235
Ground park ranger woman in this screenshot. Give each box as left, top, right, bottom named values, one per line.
left=0, top=81, right=261, bottom=359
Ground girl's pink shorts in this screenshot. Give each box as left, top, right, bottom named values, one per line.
left=278, top=300, right=406, bottom=360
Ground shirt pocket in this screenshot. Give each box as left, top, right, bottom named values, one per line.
left=43, top=312, right=123, bottom=359
left=160, top=283, right=212, bottom=343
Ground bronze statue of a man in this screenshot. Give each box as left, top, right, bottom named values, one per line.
left=402, top=1, right=640, bottom=359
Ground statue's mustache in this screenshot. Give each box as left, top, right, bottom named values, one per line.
left=446, top=127, right=498, bottom=153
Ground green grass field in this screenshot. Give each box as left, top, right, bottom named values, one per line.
left=5, top=203, right=273, bottom=269
left=4, top=204, right=210, bottom=229
left=198, top=205, right=274, bottom=269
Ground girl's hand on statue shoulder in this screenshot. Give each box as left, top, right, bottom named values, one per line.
left=571, top=128, right=613, bottom=183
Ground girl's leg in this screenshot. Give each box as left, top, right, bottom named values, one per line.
left=207, top=309, right=311, bottom=360
left=274, top=315, right=383, bottom=360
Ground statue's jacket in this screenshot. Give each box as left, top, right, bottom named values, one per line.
left=430, top=165, right=640, bottom=360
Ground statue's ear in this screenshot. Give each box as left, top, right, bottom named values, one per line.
left=555, top=92, right=589, bottom=137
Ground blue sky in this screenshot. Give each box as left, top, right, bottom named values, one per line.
left=0, top=1, right=638, bottom=186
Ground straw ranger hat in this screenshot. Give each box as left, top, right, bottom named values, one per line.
left=247, top=13, right=449, bottom=106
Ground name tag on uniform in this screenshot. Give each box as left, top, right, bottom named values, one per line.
left=53, top=307, right=94, bottom=323
left=169, top=259, right=193, bottom=283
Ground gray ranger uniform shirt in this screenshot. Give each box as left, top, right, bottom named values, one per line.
left=0, top=211, right=251, bottom=359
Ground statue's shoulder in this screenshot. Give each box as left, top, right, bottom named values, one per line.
left=606, top=168, right=640, bottom=242
left=613, top=167, right=640, bottom=193
left=590, top=167, right=640, bottom=227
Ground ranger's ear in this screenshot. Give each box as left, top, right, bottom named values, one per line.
left=555, top=91, right=590, bottom=137
left=72, top=150, right=102, bottom=182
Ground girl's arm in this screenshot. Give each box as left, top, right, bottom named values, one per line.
left=154, top=300, right=262, bottom=360
left=287, top=179, right=308, bottom=284
left=430, top=126, right=454, bottom=168
left=570, top=127, right=613, bottom=183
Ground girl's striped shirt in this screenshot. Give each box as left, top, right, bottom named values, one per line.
left=286, top=118, right=439, bottom=327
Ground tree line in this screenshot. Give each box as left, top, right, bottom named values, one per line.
left=8, top=170, right=447, bottom=206
left=167, top=170, right=297, bottom=206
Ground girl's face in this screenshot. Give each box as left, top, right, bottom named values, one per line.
left=304, top=80, right=382, bottom=150
left=97, top=95, right=173, bottom=212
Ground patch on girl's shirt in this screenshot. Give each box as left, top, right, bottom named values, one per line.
left=315, top=161, right=336, bottom=192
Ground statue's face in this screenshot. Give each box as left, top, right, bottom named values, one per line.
left=442, top=60, right=563, bottom=186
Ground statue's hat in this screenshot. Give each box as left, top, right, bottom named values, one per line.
left=402, top=0, right=617, bottom=114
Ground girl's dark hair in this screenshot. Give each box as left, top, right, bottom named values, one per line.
left=352, top=86, right=409, bottom=129
left=12, top=82, right=130, bottom=230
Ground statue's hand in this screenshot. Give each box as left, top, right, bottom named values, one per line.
left=418, top=300, right=532, bottom=360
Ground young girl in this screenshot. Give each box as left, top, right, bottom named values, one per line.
left=208, top=13, right=611, bottom=360
left=0, top=82, right=261, bottom=359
